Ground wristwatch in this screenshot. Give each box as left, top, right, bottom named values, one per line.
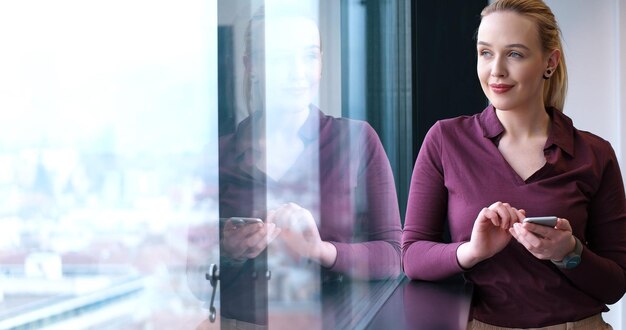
left=551, top=236, right=583, bottom=269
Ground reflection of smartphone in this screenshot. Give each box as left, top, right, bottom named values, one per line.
left=229, top=217, right=263, bottom=227
left=523, top=216, right=557, bottom=227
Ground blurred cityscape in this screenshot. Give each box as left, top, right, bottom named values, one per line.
left=0, top=146, right=220, bottom=329
left=0, top=146, right=327, bottom=329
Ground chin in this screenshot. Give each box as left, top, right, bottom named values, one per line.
left=266, top=102, right=311, bottom=114
left=487, top=97, right=519, bottom=111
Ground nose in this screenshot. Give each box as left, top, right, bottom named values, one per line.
left=287, top=55, right=307, bottom=80
left=490, top=55, right=507, bottom=78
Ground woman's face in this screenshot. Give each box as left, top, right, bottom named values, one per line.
left=249, top=17, right=322, bottom=114
left=476, top=11, right=550, bottom=111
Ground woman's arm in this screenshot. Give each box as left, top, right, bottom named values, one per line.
left=510, top=142, right=626, bottom=304
left=327, top=123, right=402, bottom=280
left=402, top=123, right=466, bottom=280
left=560, top=146, right=626, bottom=303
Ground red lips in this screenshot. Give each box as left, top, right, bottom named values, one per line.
left=489, top=83, right=514, bottom=94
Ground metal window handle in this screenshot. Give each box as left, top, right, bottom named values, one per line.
left=205, top=264, right=219, bottom=323
left=203, top=265, right=270, bottom=323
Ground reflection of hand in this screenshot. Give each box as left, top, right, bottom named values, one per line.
left=457, top=202, right=525, bottom=269
left=510, top=217, right=576, bottom=261
left=268, top=203, right=337, bottom=267
left=221, top=219, right=280, bottom=260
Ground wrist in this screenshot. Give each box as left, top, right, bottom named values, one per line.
left=552, top=236, right=577, bottom=262
left=457, top=242, right=481, bottom=269
left=551, top=236, right=582, bottom=269
left=317, top=241, right=338, bottom=268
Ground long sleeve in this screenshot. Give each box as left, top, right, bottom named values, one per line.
left=326, top=123, right=402, bottom=280
left=402, top=122, right=465, bottom=281
left=559, top=141, right=626, bottom=304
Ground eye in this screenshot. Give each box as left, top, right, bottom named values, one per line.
left=509, top=51, right=524, bottom=58
left=478, top=49, right=492, bottom=58
left=305, top=51, right=320, bottom=61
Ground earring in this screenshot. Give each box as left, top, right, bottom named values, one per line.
left=543, top=68, right=553, bottom=80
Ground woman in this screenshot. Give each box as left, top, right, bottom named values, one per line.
left=402, top=0, right=626, bottom=329
left=215, top=7, right=402, bottom=327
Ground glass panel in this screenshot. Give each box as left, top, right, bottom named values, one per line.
left=0, top=0, right=218, bottom=328
left=0, top=0, right=410, bottom=329
left=214, top=0, right=408, bottom=329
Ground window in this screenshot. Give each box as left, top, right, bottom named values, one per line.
left=0, top=1, right=412, bottom=328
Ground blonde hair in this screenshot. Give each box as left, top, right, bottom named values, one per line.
left=481, top=0, right=568, bottom=112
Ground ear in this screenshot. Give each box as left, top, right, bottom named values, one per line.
left=546, top=48, right=561, bottom=71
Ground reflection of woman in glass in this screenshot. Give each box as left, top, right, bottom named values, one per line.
left=216, top=6, right=402, bottom=327
left=403, top=0, right=625, bottom=329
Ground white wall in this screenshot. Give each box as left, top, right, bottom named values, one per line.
left=545, top=0, right=625, bottom=327
left=547, top=0, right=621, bottom=156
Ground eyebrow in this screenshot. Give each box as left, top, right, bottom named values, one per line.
left=477, top=41, right=530, bottom=50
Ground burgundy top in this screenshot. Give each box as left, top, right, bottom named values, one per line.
left=219, top=107, right=401, bottom=323
left=402, top=105, right=626, bottom=328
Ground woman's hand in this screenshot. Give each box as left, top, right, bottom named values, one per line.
left=509, top=217, right=576, bottom=261
left=457, top=202, right=525, bottom=269
left=268, top=202, right=337, bottom=267
left=221, top=219, right=280, bottom=260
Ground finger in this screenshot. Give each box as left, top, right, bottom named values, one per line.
left=509, top=227, right=520, bottom=241
left=274, top=203, right=298, bottom=227
left=522, top=222, right=552, bottom=239
left=243, top=225, right=272, bottom=258
left=512, top=208, right=525, bottom=224
left=492, top=204, right=513, bottom=229
left=500, top=203, right=517, bottom=229
left=286, top=204, right=314, bottom=232
left=512, top=223, right=534, bottom=248
left=243, top=223, right=269, bottom=245
left=266, top=209, right=276, bottom=224
left=488, top=201, right=504, bottom=209
left=272, top=204, right=288, bottom=227
left=267, top=223, right=281, bottom=243
left=486, top=202, right=503, bottom=227
left=286, top=202, right=301, bottom=208
left=224, top=220, right=238, bottom=231
left=237, top=222, right=264, bottom=237
left=517, top=223, right=543, bottom=248
left=479, top=207, right=500, bottom=227
left=555, top=218, right=572, bottom=232
left=295, top=208, right=317, bottom=231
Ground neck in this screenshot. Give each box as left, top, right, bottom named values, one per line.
left=495, top=103, right=550, bottom=140
left=265, top=106, right=311, bottom=138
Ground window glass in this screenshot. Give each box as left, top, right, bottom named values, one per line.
left=0, top=1, right=217, bottom=328
left=0, top=0, right=410, bottom=329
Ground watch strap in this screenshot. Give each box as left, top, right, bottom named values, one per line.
left=551, top=236, right=582, bottom=269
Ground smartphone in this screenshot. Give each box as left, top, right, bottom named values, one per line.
left=229, top=217, right=263, bottom=227
left=523, top=216, right=557, bottom=227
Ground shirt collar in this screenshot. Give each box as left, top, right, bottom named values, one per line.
left=546, top=107, right=575, bottom=157
left=297, top=105, right=321, bottom=143
left=233, top=105, right=320, bottom=158
left=479, top=104, right=575, bottom=157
